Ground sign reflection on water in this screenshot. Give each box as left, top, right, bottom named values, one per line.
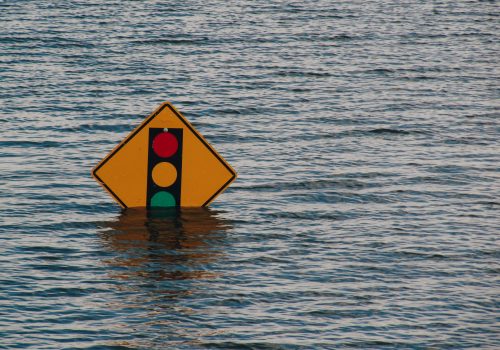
left=99, top=208, right=231, bottom=285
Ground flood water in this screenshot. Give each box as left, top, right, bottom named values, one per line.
left=1, top=1, right=499, bottom=349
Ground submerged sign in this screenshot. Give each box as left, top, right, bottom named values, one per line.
left=92, top=102, right=237, bottom=208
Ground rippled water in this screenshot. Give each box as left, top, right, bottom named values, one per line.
left=1, top=1, right=499, bottom=349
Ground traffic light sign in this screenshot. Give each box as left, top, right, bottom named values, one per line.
left=147, top=128, right=183, bottom=208
left=92, top=102, right=237, bottom=208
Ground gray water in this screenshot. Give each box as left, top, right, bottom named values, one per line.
left=1, top=1, right=499, bottom=349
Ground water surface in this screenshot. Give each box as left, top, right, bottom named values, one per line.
left=1, top=1, right=499, bottom=349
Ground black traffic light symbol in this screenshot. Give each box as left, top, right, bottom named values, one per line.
left=146, top=128, right=183, bottom=207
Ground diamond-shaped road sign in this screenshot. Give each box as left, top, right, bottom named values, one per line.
left=92, top=102, right=237, bottom=208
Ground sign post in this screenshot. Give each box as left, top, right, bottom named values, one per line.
left=92, top=102, right=237, bottom=208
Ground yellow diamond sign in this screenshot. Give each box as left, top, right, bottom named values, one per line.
left=92, top=102, right=237, bottom=208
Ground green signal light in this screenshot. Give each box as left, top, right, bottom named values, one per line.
left=150, top=191, right=176, bottom=207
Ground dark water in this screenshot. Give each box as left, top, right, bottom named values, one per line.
left=1, top=1, right=499, bottom=349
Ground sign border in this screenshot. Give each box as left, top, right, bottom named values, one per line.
left=92, top=102, right=237, bottom=208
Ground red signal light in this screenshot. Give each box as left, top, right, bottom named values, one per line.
left=152, top=132, right=178, bottom=158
